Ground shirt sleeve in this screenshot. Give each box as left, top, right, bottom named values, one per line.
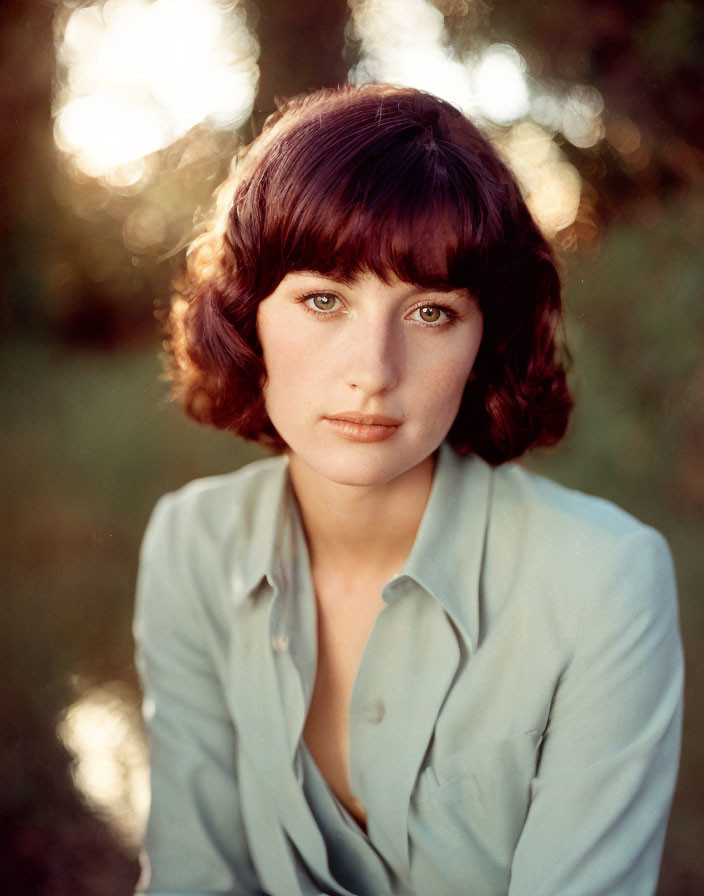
left=508, top=526, right=684, bottom=896
left=133, top=495, right=263, bottom=896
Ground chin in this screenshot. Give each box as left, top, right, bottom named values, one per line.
left=327, top=468, right=400, bottom=488
left=301, top=445, right=433, bottom=489
left=312, top=461, right=394, bottom=488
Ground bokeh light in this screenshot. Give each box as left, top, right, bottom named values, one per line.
left=347, top=0, right=595, bottom=238
left=53, top=0, right=259, bottom=180
left=471, top=43, right=530, bottom=125
left=348, top=0, right=474, bottom=113
left=58, top=683, right=149, bottom=845
left=495, top=121, right=583, bottom=238
left=50, top=0, right=609, bottom=245
left=561, top=84, right=605, bottom=149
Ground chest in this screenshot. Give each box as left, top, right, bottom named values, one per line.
left=302, top=584, right=386, bottom=827
left=237, top=583, right=555, bottom=896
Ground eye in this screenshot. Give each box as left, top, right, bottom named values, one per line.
left=408, top=304, right=453, bottom=325
left=303, top=292, right=340, bottom=313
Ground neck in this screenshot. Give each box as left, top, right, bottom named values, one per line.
left=288, top=454, right=435, bottom=582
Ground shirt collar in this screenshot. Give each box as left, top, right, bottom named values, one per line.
left=399, top=442, right=492, bottom=652
left=239, top=443, right=493, bottom=652
left=237, top=453, right=292, bottom=598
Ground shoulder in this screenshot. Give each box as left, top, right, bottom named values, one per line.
left=138, top=454, right=287, bottom=619
left=488, top=461, right=672, bottom=568
left=491, top=461, right=652, bottom=539
left=477, top=460, right=677, bottom=641
left=135, top=454, right=288, bottom=654
left=141, top=454, right=286, bottom=558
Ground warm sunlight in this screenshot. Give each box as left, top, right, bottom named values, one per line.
left=59, top=684, right=149, bottom=844
left=348, top=0, right=474, bottom=113
left=53, top=0, right=259, bottom=178
left=346, top=0, right=591, bottom=237
left=471, top=43, right=530, bottom=125
left=348, top=1, right=530, bottom=124
left=495, top=121, right=582, bottom=237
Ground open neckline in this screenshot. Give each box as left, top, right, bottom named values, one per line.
left=299, top=739, right=371, bottom=840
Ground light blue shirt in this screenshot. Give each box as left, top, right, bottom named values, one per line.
left=134, top=444, right=683, bottom=895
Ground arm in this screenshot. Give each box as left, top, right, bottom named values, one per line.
left=133, top=495, right=262, bottom=896
left=508, top=528, right=684, bottom=895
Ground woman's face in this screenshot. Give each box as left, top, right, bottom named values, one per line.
left=256, top=270, right=483, bottom=488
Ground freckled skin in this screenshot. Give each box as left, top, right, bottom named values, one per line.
left=256, top=270, right=483, bottom=490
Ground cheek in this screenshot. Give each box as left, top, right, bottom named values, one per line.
left=260, top=337, right=322, bottom=426
left=416, top=341, right=480, bottom=407
left=259, top=315, right=322, bottom=386
left=448, top=326, right=482, bottom=396
left=259, top=332, right=297, bottom=397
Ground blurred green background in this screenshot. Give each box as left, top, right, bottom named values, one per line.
left=1, top=0, right=703, bottom=893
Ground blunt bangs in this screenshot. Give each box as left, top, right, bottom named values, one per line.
left=228, top=88, right=509, bottom=299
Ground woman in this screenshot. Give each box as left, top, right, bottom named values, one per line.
left=134, top=84, right=683, bottom=896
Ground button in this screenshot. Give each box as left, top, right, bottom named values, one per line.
left=271, top=633, right=289, bottom=653
left=361, top=699, right=385, bottom=723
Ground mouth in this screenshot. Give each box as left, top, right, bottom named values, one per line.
left=324, top=413, right=403, bottom=443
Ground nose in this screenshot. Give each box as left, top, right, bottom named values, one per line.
left=344, top=316, right=401, bottom=396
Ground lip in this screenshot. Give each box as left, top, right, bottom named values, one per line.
left=329, top=413, right=403, bottom=426
left=324, top=412, right=403, bottom=443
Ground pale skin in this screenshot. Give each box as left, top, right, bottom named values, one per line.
left=256, top=270, right=483, bottom=829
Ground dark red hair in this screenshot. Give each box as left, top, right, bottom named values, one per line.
left=168, top=83, right=572, bottom=464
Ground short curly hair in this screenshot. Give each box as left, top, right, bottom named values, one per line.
left=167, top=82, right=572, bottom=465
